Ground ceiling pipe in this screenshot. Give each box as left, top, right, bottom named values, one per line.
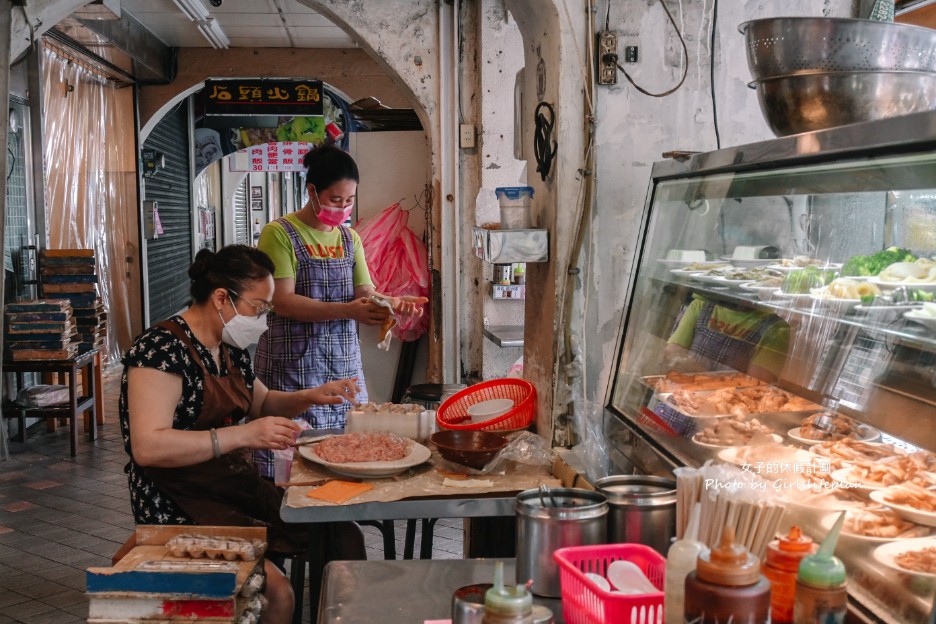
left=172, top=0, right=229, bottom=49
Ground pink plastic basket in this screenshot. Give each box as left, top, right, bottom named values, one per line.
left=553, top=543, right=666, bottom=624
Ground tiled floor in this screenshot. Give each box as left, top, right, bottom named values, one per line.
left=0, top=368, right=463, bottom=623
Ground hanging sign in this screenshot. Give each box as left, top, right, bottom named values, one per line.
left=228, top=142, right=313, bottom=172
left=203, top=79, right=324, bottom=116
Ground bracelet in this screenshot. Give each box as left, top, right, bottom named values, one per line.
left=209, top=428, right=222, bottom=459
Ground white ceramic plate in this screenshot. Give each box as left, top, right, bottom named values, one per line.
left=830, top=467, right=885, bottom=495
left=692, top=432, right=782, bottom=449
left=873, top=538, right=936, bottom=577
left=869, top=277, right=936, bottom=292
left=467, top=398, right=514, bottom=420
left=821, top=511, right=931, bottom=543
left=658, top=259, right=721, bottom=269
left=809, top=293, right=862, bottom=311
left=870, top=490, right=936, bottom=527
left=717, top=444, right=813, bottom=467
left=298, top=439, right=431, bottom=479
left=720, top=255, right=775, bottom=267
left=904, top=310, right=936, bottom=332
left=787, top=426, right=880, bottom=446
left=765, top=262, right=842, bottom=274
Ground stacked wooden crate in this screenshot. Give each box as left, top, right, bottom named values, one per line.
left=39, top=249, right=107, bottom=355
left=86, top=525, right=268, bottom=624
left=4, top=299, right=78, bottom=361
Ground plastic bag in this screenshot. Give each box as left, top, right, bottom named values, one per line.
left=355, top=202, right=430, bottom=341
left=16, top=384, right=69, bottom=407
left=483, top=431, right=556, bottom=473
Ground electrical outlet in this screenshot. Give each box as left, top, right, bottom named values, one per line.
left=596, top=30, right=618, bottom=86
left=459, top=124, right=475, bottom=148
left=625, top=46, right=638, bottom=63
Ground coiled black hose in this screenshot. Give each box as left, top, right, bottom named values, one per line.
left=534, top=101, right=557, bottom=182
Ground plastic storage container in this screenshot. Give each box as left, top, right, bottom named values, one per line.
left=553, top=543, right=665, bottom=624
left=495, top=186, right=534, bottom=229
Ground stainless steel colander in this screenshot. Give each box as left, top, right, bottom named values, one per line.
left=740, top=17, right=936, bottom=79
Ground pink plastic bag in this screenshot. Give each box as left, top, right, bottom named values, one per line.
left=354, top=202, right=430, bottom=341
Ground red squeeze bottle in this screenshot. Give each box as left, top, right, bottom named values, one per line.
left=762, top=526, right=818, bottom=624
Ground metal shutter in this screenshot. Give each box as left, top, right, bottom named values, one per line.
left=143, top=102, right=192, bottom=323
left=233, top=177, right=248, bottom=244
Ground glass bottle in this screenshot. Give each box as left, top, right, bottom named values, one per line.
left=683, top=526, right=771, bottom=624
left=762, top=526, right=817, bottom=624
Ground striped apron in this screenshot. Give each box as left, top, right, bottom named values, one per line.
left=254, top=219, right=367, bottom=476
left=689, top=301, right=783, bottom=373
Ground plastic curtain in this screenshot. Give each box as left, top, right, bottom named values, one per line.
left=42, top=44, right=138, bottom=365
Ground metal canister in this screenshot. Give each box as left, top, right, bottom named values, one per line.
left=515, top=488, right=608, bottom=597
left=595, top=475, right=676, bottom=556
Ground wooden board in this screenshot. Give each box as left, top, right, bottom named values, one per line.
left=41, top=248, right=94, bottom=257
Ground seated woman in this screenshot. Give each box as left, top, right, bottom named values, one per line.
left=662, top=293, right=790, bottom=382
left=119, top=245, right=360, bottom=624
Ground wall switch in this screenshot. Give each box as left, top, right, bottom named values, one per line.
left=596, top=30, right=618, bottom=86
left=625, top=46, right=638, bottom=63
left=459, top=124, right=476, bottom=148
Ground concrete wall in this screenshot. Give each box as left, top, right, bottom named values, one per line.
left=577, top=0, right=859, bottom=418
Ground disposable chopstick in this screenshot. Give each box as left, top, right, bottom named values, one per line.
left=275, top=479, right=331, bottom=488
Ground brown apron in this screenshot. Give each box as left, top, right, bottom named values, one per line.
left=142, top=319, right=305, bottom=555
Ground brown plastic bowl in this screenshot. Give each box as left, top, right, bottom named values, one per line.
left=429, top=430, right=509, bottom=469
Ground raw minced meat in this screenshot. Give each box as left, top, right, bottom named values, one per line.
left=316, top=432, right=408, bottom=463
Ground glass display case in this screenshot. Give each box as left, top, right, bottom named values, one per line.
left=605, top=112, right=936, bottom=623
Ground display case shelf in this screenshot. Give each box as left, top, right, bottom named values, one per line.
left=604, top=112, right=936, bottom=624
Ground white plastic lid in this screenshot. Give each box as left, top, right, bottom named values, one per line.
left=495, top=186, right=535, bottom=199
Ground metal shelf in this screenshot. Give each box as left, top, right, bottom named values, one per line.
left=482, top=324, right=524, bottom=348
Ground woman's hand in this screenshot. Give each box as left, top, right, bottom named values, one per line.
left=391, top=295, right=429, bottom=317
left=346, top=297, right=392, bottom=326
left=240, top=416, right=302, bottom=450
left=302, top=378, right=360, bottom=405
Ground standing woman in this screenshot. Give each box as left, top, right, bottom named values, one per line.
left=120, top=245, right=360, bottom=624
left=254, top=144, right=426, bottom=478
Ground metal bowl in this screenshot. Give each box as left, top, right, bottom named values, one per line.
left=741, top=17, right=936, bottom=80
left=750, top=70, right=936, bottom=136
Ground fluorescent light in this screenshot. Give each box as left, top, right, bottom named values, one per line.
left=198, top=18, right=230, bottom=49
left=172, top=0, right=209, bottom=22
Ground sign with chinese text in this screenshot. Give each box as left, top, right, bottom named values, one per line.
left=229, top=142, right=312, bottom=173
left=203, top=79, right=324, bottom=116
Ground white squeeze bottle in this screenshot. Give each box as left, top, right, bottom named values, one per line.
left=664, top=503, right=707, bottom=624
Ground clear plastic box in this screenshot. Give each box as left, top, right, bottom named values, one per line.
left=496, top=186, right=534, bottom=229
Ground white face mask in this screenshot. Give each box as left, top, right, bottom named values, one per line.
left=219, top=302, right=269, bottom=349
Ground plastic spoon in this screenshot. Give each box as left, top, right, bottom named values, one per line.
left=607, top=560, right=658, bottom=594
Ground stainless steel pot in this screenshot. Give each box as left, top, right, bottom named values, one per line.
left=595, top=475, right=676, bottom=556
left=750, top=70, right=936, bottom=136
left=515, top=487, right=608, bottom=597
left=740, top=17, right=936, bottom=80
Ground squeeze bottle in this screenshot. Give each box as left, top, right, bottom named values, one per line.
left=793, top=512, right=847, bottom=624
left=482, top=561, right=533, bottom=624
left=664, top=503, right=708, bottom=624
left=763, top=526, right=817, bottom=624
left=683, top=526, right=771, bottom=624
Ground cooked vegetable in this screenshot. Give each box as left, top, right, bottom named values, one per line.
left=841, top=247, right=917, bottom=277
left=781, top=266, right=837, bottom=294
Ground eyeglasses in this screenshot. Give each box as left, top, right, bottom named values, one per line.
left=228, top=290, right=275, bottom=318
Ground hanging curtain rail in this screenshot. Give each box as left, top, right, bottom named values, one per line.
left=43, top=31, right=136, bottom=86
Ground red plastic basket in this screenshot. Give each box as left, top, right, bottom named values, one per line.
left=435, top=379, right=536, bottom=432
left=553, top=544, right=665, bottom=624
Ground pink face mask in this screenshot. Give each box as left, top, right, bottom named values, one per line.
left=316, top=203, right=353, bottom=227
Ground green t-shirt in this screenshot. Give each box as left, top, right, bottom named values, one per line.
left=257, top=213, right=373, bottom=287
left=668, top=295, right=790, bottom=375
